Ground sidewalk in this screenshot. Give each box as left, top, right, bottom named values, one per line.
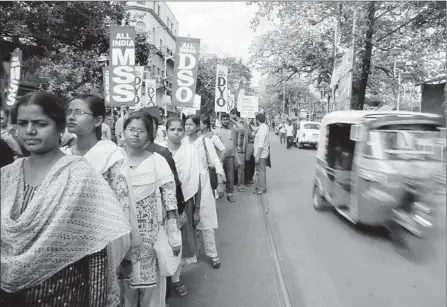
left=169, top=189, right=280, bottom=307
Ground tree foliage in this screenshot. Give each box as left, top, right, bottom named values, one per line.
left=196, top=55, right=253, bottom=114
left=248, top=1, right=446, bottom=110
left=1, top=1, right=155, bottom=97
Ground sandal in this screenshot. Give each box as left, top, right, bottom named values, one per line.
left=172, top=282, right=188, bottom=297
left=211, top=257, right=221, bottom=269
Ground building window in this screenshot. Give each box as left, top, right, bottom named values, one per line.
left=157, top=68, right=161, bottom=76
left=156, top=3, right=160, bottom=15
left=152, top=65, right=156, bottom=74
left=167, top=17, right=170, bottom=29
left=161, top=70, right=165, bottom=78
left=171, top=22, right=173, bottom=32
left=152, top=27, right=156, bottom=44
left=159, top=39, right=163, bottom=49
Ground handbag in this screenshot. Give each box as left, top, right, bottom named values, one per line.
left=202, top=137, right=218, bottom=190
left=151, top=159, right=182, bottom=277
left=154, top=225, right=182, bottom=277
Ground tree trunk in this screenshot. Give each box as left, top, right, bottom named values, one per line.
left=352, top=1, right=376, bottom=110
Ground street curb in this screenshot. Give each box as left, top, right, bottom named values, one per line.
left=256, top=192, right=294, bottom=307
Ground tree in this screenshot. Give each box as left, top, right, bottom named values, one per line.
left=249, top=1, right=446, bottom=110
left=0, top=1, right=155, bottom=97
left=196, top=55, right=253, bottom=114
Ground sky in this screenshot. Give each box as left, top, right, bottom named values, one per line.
left=167, top=2, right=273, bottom=86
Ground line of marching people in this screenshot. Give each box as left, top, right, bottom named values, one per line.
left=0, top=92, right=270, bottom=307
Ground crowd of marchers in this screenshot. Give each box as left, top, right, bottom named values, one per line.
left=0, top=92, right=270, bottom=307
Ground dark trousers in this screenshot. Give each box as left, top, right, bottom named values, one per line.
left=223, top=156, right=235, bottom=194
left=286, top=136, right=293, bottom=149
left=245, top=155, right=255, bottom=182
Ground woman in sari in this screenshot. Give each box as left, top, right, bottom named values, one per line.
left=122, top=111, right=180, bottom=307
left=183, top=115, right=225, bottom=268
left=165, top=117, right=202, bottom=295
left=1, top=92, right=131, bottom=307
left=64, top=95, right=141, bottom=301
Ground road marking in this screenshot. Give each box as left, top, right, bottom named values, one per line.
left=256, top=193, right=294, bottom=307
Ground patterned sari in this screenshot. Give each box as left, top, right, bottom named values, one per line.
left=0, top=156, right=131, bottom=307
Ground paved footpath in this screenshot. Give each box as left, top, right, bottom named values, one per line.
left=169, top=185, right=285, bottom=307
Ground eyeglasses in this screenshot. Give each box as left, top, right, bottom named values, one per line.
left=66, top=109, right=94, bottom=117
left=126, top=127, right=147, bottom=135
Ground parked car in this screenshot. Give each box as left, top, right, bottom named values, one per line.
left=296, top=121, right=321, bottom=149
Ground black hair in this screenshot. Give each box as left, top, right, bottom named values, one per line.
left=230, top=108, right=240, bottom=117
left=123, top=111, right=155, bottom=142
left=186, top=114, right=200, bottom=126
left=221, top=112, right=230, bottom=119
left=11, top=91, right=66, bottom=131
left=166, top=116, right=185, bottom=129
left=70, top=94, right=105, bottom=140
left=256, top=113, right=266, bottom=123
left=200, top=115, right=211, bottom=130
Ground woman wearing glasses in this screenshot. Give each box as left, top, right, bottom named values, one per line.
left=1, top=92, right=131, bottom=306
left=122, top=111, right=180, bottom=307
left=64, top=94, right=142, bottom=303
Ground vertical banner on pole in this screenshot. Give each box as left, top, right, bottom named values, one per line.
left=109, top=25, right=136, bottom=107
left=102, top=67, right=110, bottom=105
left=134, top=66, right=144, bottom=106
left=214, top=65, right=228, bottom=113
left=144, top=78, right=157, bottom=107
left=226, top=91, right=235, bottom=113
left=172, top=37, right=201, bottom=107
left=6, top=48, right=22, bottom=107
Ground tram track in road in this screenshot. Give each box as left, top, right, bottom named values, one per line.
left=256, top=192, right=295, bottom=307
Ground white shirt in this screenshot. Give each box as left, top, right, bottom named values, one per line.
left=254, top=123, right=270, bottom=159
left=285, top=124, right=294, bottom=137
left=279, top=125, right=286, bottom=134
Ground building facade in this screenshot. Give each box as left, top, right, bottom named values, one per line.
left=125, top=1, right=178, bottom=105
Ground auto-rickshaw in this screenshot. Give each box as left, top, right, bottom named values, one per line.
left=312, top=110, right=445, bottom=255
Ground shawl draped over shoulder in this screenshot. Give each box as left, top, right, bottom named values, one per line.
left=63, top=140, right=140, bottom=248
left=0, top=155, right=131, bottom=293
left=172, top=143, right=200, bottom=202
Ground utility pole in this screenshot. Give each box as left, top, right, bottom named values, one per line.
left=348, top=9, right=357, bottom=110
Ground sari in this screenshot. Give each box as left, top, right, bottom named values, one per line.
left=183, top=135, right=224, bottom=230
left=171, top=143, right=201, bottom=258
left=0, top=156, right=131, bottom=306
left=125, top=153, right=177, bottom=307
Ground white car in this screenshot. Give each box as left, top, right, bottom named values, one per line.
left=296, top=121, right=321, bottom=149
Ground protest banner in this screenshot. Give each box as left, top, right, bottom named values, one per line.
left=214, top=65, right=228, bottom=112
left=226, top=91, right=235, bottom=113
left=6, top=48, right=22, bottom=107
left=172, top=37, right=201, bottom=107
left=135, top=66, right=144, bottom=105
left=109, top=25, right=136, bottom=107
left=144, top=78, right=157, bottom=107
left=193, top=94, right=201, bottom=109
left=102, top=67, right=110, bottom=104
left=238, top=95, right=259, bottom=118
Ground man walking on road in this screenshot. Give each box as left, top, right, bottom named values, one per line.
left=215, top=112, right=244, bottom=202
left=279, top=122, right=286, bottom=144
left=285, top=120, right=294, bottom=149
left=253, top=113, right=270, bottom=194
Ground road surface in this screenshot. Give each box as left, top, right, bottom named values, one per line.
left=170, top=133, right=446, bottom=307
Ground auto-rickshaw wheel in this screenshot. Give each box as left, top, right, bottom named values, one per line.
left=312, top=184, right=328, bottom=211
